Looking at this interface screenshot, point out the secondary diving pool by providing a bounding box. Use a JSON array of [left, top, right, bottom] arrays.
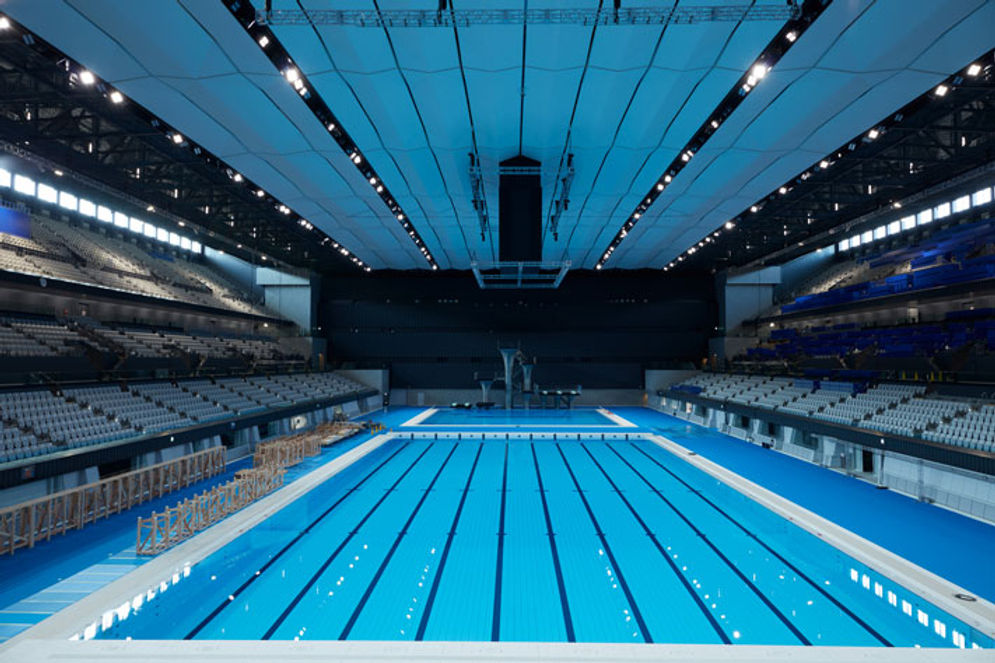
[[94, 429, 992, 648]]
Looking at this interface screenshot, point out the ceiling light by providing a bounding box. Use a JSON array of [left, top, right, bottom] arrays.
[[256, 190, 265, 198], [892, 201, 902, 209], [233, 173, 243, 183], [710, 120, 719, 129], [109, 90, 124, 104], [750, 205, 759, 213], [172, 133, 184, 144], [935, 84, 949, 96], [867, 128, 879, 140], [79, 70, 95, 85], [396, 214, 404, 220], [0, 17, 10, 30], [258, 35, 270, 48], [327, 123, 336, 131], [146, 205, 154, 212], [778, 186, 787, 194], [352, 154, 362, 164], [819, 160, 830, 169], [724, 221, 735, 230], [967, 63, 982, 77], [656, 183, 664, 191], [664, 174, 672, 183], [785, 31, 797, 43], [751, 64, 768, 81], [54, 169, 63, 176], [284, 67, 299, 83]]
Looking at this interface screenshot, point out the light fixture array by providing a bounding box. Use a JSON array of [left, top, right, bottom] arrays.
[[0, 11, 368, 271], [595, 3, 829, 270], [225, 0, 439, 271], [663, 50, 995, 271]]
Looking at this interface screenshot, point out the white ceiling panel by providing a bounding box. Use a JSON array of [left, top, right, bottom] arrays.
[[611, 0, 995, 269], [3, 0, 990, 272]]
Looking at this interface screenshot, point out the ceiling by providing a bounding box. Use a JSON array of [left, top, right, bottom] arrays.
[[2, 0, 994, 272]]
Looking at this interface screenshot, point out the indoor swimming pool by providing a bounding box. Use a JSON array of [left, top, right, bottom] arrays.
[[418, 407, 616, 426], [91, 417, 992, 649]]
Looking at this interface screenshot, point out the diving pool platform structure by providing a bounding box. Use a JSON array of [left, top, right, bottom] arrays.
[[1, 407, 992, 662]]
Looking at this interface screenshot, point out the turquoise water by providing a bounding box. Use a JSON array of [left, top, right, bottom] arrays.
[[97, 432, 991, 647], [422, 407, 613, 426]]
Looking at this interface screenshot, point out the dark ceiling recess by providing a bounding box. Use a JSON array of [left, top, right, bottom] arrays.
[[0, 15, 359, 272], [498, 156, 542, 262], [677, 49, 995, 273]]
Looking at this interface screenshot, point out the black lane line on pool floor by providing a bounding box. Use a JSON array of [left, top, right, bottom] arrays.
[[491, 442, 509, 641], [626, 443, 892, 646], [530, 442, 577, 642], [414, 443, 485, 641], [184, 441, 411, 640], [339, 443, 460, 639], [605, 443, 811, 645], [577, 443, 730, 644], [554, 442, 653, 643], [261, 443, 437, 640]]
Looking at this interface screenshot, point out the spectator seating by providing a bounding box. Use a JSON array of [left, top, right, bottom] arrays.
[[671, 373, 993, 453], [0, 373, 368, 464], [0, 215, 270, 316], [778, 219, 995, 315]]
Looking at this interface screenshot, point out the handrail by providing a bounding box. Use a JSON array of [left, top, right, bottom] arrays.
[[0, 445, 225, 555]]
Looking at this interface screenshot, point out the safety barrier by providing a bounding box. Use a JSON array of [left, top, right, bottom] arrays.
[[253, 421, 362, 469], [135, 421, 362, 555], [0, 446, 226, 556], [135, 465, 284, 555]]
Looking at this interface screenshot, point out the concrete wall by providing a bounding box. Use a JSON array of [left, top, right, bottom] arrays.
[[256, 267, 315, 331], [719, 266, 782, 332], [644, 369, 699, 394]]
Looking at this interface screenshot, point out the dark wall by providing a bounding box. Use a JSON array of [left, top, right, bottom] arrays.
[[319, 269, 716, 389]]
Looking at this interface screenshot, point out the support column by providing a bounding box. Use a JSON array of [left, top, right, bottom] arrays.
[[520, 363, 534, 410], [479, 379, 493, 404], [500, 348, 518, 410]]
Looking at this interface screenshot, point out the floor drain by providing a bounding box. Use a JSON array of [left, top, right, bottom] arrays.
[[954, 593, 977, 602]]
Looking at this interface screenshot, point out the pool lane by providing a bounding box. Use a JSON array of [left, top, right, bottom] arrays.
[[99, 436, 978, 646]]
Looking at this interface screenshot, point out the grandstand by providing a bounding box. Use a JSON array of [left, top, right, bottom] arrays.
[[0, 2, 992, 660]]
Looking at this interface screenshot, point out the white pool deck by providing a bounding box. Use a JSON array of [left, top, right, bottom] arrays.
[[1, 429, 992, 662]]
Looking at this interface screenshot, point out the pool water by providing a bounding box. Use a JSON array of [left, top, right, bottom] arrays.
[[99, 435, 991, 647], [421, 407, 614, 426]]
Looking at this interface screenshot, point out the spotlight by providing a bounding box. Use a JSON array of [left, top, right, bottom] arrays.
[[256, 189, 265, 198], [819, 160, 830, 169], [779, 186, 787, 194], [656, 183, 664, 191], [724, 221, 735, 230], [284, 67, 299, 84], [750, 205, 759, 213], [967, 63, 982, 77], [935, 84, 949, 96], [79, 70, 95, 85], [867, 128, 879, 140], [0, 17, 10, 30], [109, 90, 124, 104], [785, 31, 797, 42], [233, 173, 243, 183], [258, 35, 270, 48], [172, 133, 184, 144]]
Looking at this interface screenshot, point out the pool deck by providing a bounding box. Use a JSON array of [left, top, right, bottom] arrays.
[[1, 405, 993, 660]]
